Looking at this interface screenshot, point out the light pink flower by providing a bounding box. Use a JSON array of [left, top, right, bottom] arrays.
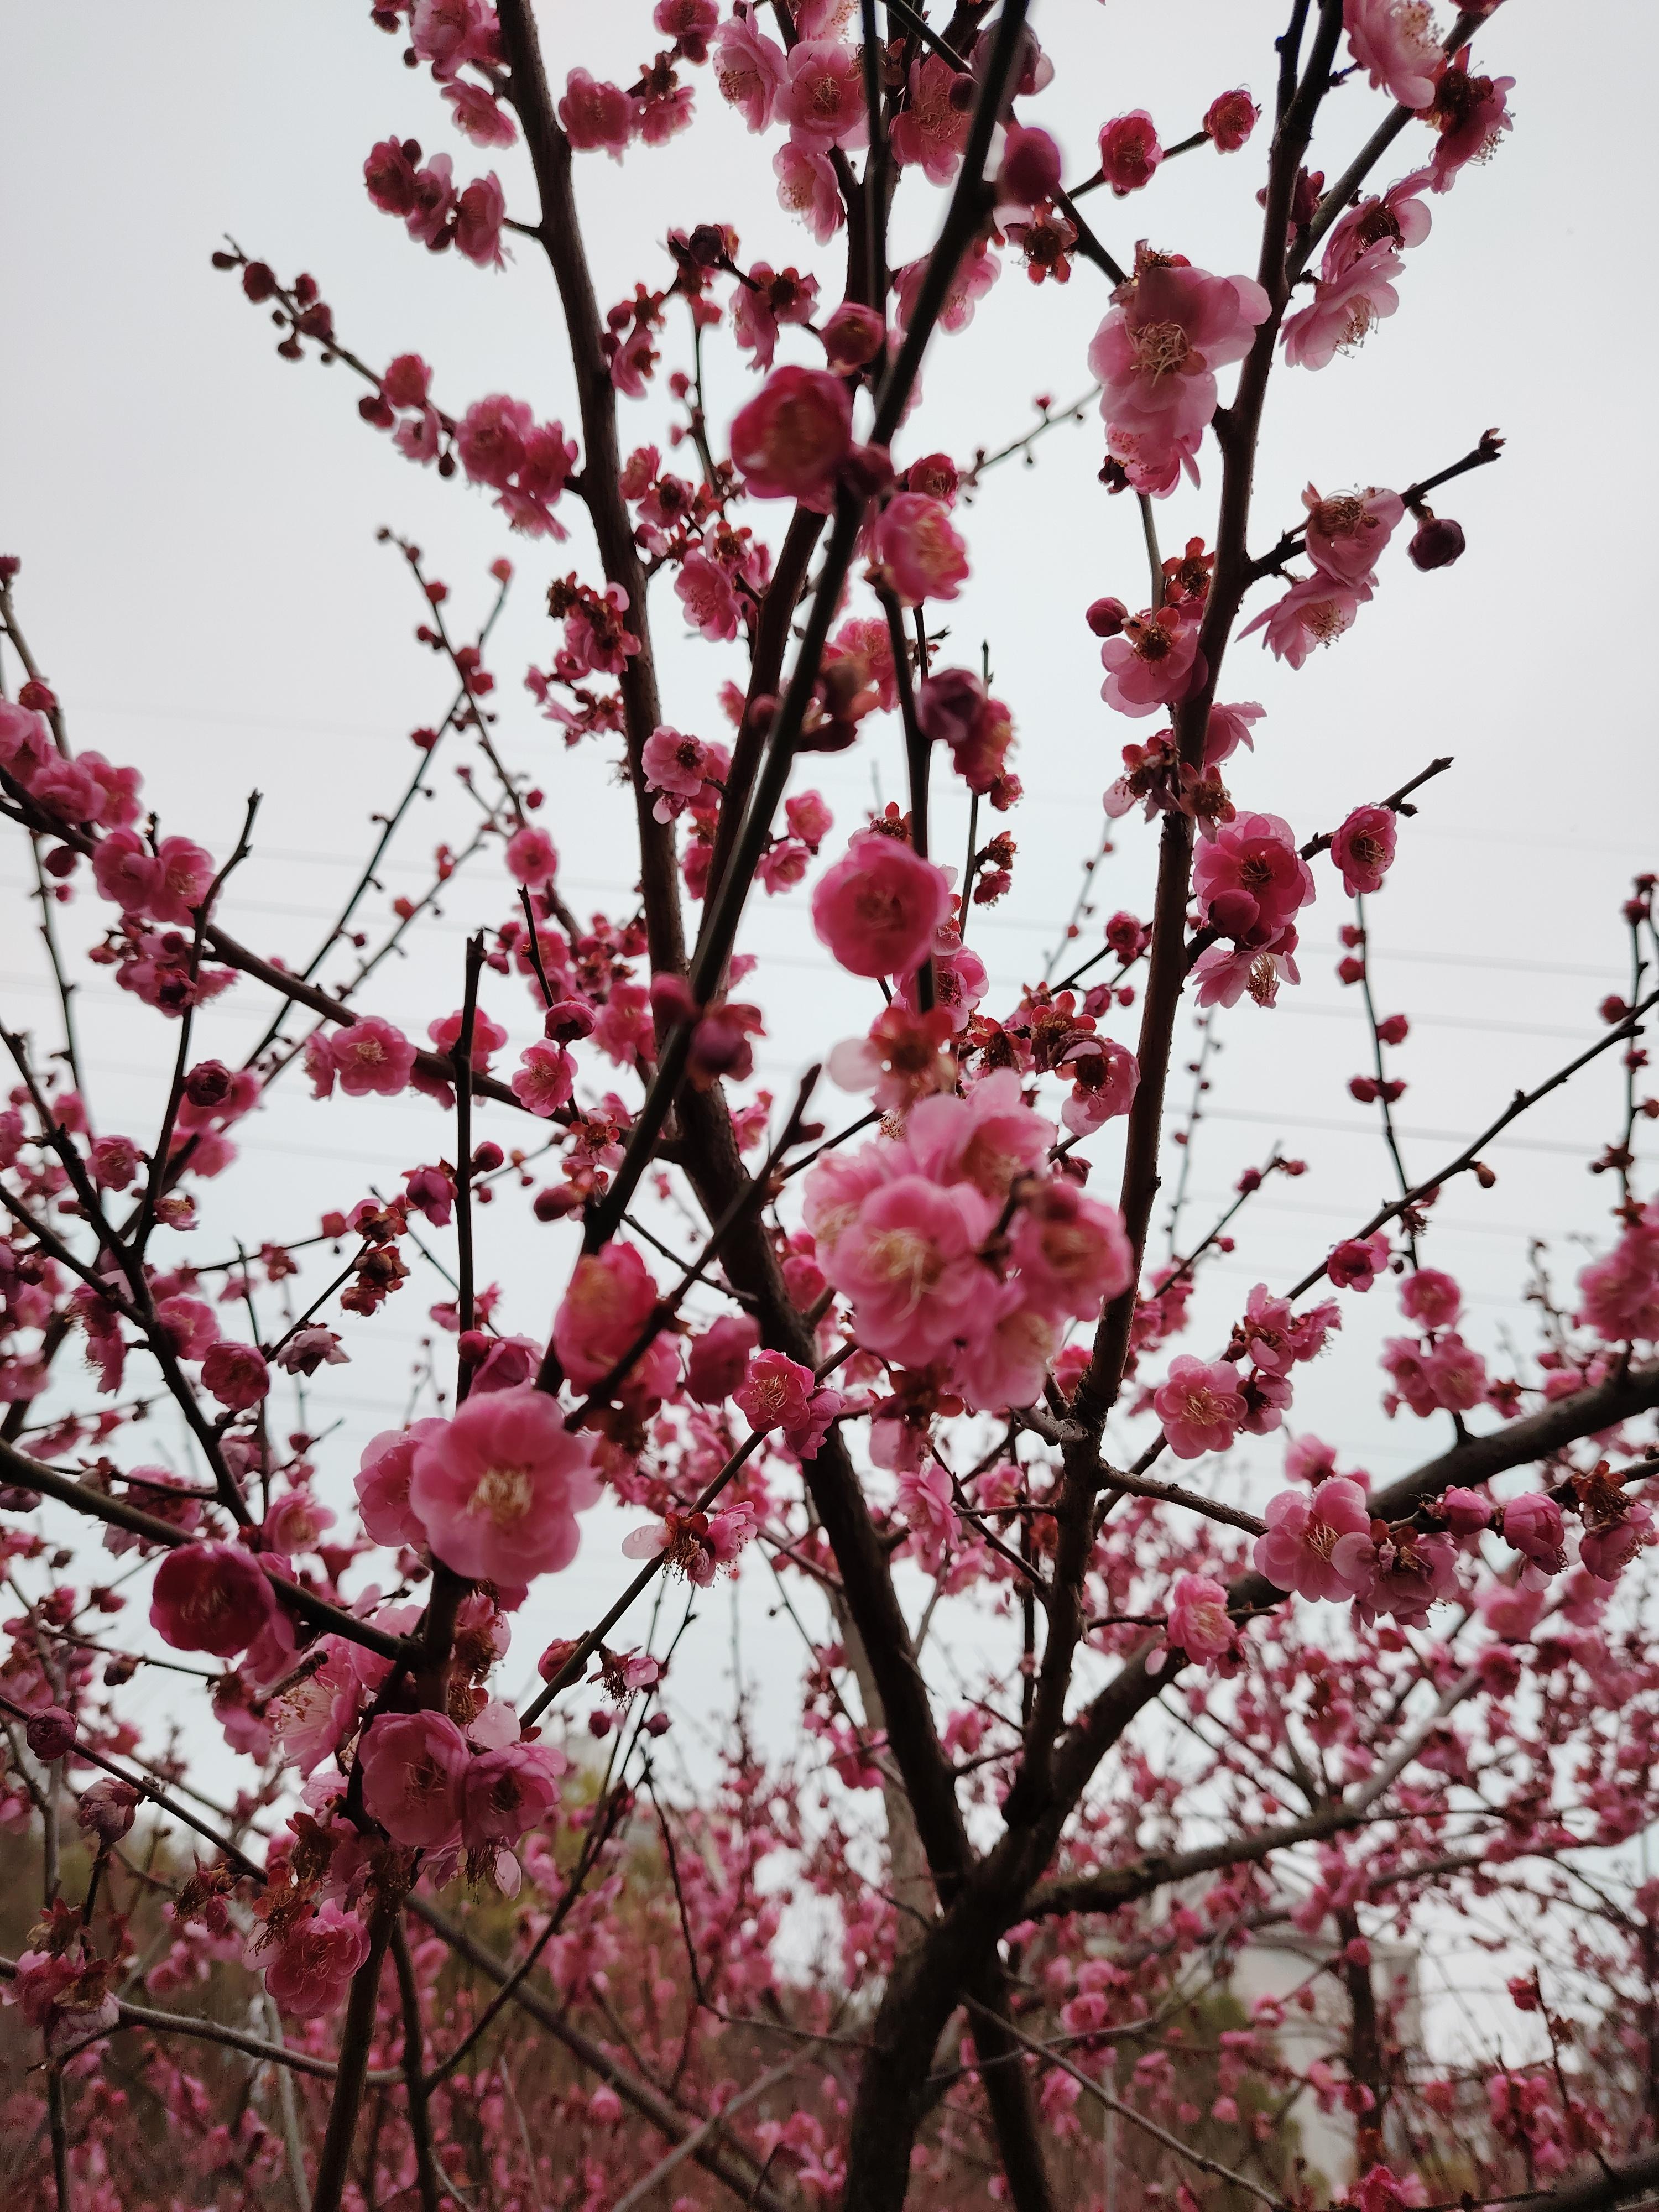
[[830, 1175, 995, 1368], [1281, 243, 1403, 369], [1400, 1267, 1462, 1329], [1331, 804, 1398, 895], [511, 1041, 574, 1118], [784, 39, 868, 149], [873, 493, 969, 607], [1193, 812, 1314, 945], [1059, 1036, 1140, 1136], [1344, 0, 1445, 110], [1357, 1528, 1457, 1625], [1099, 605, 1203, 717], [443, 80, 518, 147], [893, 243, 1000, 339], [1303, 486, 1405, 585], [1580, 1500, 1653, 1584], [355, 1421, 445, 1549], [773, 140, 844, 242], [1578, 1206, 1659, 1343], [156, 1293, 220, 1359], [897, 1461, 958, 1552], [1010, 1183, 1134, 1322], [359, 1710, 468, 1848], [1427, 50, 1513, 192], [1254, 1477, 1376, 1601], [1242, 573, 1370, 665], [1089, 257, 1270, 494], [559, 68, 636, 159], [1098, 111, 1162, 195], [890, 55, 971, 182], [811, 829, 952, 981], [1154, 1355, 1248, 1460], [410, 0, 496, 77], [675, 552, 742, 643], [410, 1386, 599, 1582], [553, 1242, 659, 1388], [729, 364, 853, 508], [151, 1542, 276, 1657], [1167, 1571, 1233, 1658], [953, 1290, 1058, 1413], [1203, 700, 1265, 771], [901, 1069, 1053, 1199], [262, 1901, 372, 2018], [713, 16, 787, 132]]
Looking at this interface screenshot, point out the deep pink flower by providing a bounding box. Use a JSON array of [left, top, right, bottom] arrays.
[[454, 172, 506, 267], [1010, 1184, 1133, 1323], [462, 1741, 565, 1850], [1254, 1477, 1376, 1600], [1328, 1231, 1391, 1291], [1303, 486, 1405, 585], [1242, 572, 1371, 665], [364, 136, 420, 217], [553, 1242, 659, 1388], [410, 1386, 600, 1582], [146, 836, 216, 927], [873, 493, 969, 607], [406, 153, 458, 248], [1441, 1485, 1493, 1538], [892, 243, 999, 341], [1060, 1035, 1139, 1136], [1167, 1572, 1233, 1658], [1500, 1492, 1566, 1577], [829, 1175, 995, 1368], [331, 1016, 415, 1098], [686, 1314, 761, 1404], [784, 39, 868, 149], [900, 1070, 1053, 1199], [953, 1290, 1060, 1414], [1344, 0, 1446, 111], [155, 1293, 220, 1359], [1099, 605, 1203, 717], [1089, 257, 1270, 494], [355, 1421, 445, 1550], [1203, 90, 1259, 151], [1203, 700, 1265, 771], [506, 823, 557, 887], [510, 1041, 574, 1118], [559, 69, 636, 159], [410, 0, 496, 78], [811, 829, 952, 980], [729, 364, 853, 508], [91, 828, 160, 915], [1358, 1528, 1458, 1626], [713, 16, 786, 132], [735, 1349, 817, 1434], [1098, 111, 1162, 195], [359, 1710, 468, 1848], [1154, 1355, 1248, 1460], [1580, 1500, 1653, 1584], [200, 1341, 269, 1412], [1331, 804, 1399, 895], [263, 1487, 336, 1557], [151, 1542, 275, 1656], [996, 123, 1063, 208], [1193, 812, 1314, 945]]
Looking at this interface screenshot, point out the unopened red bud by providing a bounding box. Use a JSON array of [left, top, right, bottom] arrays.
[[43, 844, 77, 879], [534, 1186, 578, 1222], [472, 1141, 504, 1172], [996, 123, 1062, 207], [1086, 596, 1128, 639], [587, 1708, 614, 1738], [1407, 515, 1465, 570], [0, 556, 20, 582], [839, 441, 894, 499], [820, 301, 885, 374], [184, 1060, 234, 1109], [25, 1707, 75, 1761], [241, 260, 277, 302], [644, 1710, 671, 1737], [457, 1328, 491, 1365], [947, 72, 978, 112], [544, 999, 596, 1044]]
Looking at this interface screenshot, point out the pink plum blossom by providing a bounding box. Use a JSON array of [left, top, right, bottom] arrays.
[[1167, 1572, 1234, 1659], [1501, 1493, 1566, 1578], [1242, 573, 1370, 664], [890, 56, 971, 182], [1009, 1183, 1133, 1322], [151, 1542, 276, 1657], [553, 1241, 660, 1387], [559, 69, 636, 159], [1281, 244, 1404, 369], [873, 494, 969, 606], [262, 1901, 373, 2018], [811, 830, 952, 980], [1099, 605, 1203, 717], [1098, 111, 1162, 195], [330, 1017, 416, 1098], [410, 1386, 600, 1582], [1089, 256, 1270, 494], [1153, 1356, 1248, 1459], [1331, 804, 1399, 895], [828, 1175, 995, 1368], [356, 1421, 445, 1550], [784, 40, 869, 150], [687, 1314, 761, 1404], [1193, 812, 1314, 946], [1343, 0, 1446, 111], [729, 365, 853, 508], [1578, 1205, 1659, 1342], [510, 1041, 574, 1118], [713, 17, 786, 132], [1254, 1477, 1376, 1601], [1303, 486, 1405, 584], [773, 140, 844, 242], [506, 823, 557, 886], [359, 1709, 468, 1848], [462, 1741, 565, 1850]]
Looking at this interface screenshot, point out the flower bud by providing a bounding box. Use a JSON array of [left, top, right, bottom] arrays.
[[77, 1777, 141, 1844], [1086, 597, 1128, 639], [1407, 515, 1465, 570], [820, 301, 885, 374], [25, 1707, 75, 1761], [996, 124, 1062, 207]]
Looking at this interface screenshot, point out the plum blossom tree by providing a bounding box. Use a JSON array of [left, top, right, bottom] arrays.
[[2, 4, 1658, 2212]]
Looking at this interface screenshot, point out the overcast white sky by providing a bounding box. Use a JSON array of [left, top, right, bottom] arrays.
[[2, 1, 1655, 1949]]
